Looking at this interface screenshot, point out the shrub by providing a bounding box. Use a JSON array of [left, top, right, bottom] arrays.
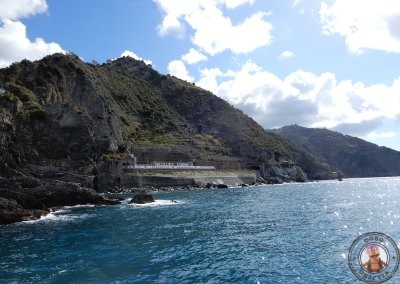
[[25, 102, 45, 120]]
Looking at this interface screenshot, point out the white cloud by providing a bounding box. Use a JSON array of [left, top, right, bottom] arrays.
[[197, 67, 224, 93], [0, 0, 64, 68], [196, 61, 400, 134], [0, 19, 63, 68], [278, 50, 295, 59], [0, 0, 48, 20], [181, 48, 207, 64], [292, 0, 301, 8], [120, 50, 152, 65], [223, 0, 255, 9], [167, 60, 194, 82], [367, 131, 396, 139], [320, 0, 400, 54], [154, 0, 273, 55]]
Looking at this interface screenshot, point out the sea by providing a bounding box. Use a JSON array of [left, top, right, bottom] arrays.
[[1, 177, 400, 283]]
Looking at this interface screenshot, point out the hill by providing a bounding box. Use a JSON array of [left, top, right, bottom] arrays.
[[0, 53, 338, 187], [273, 125, 400, 178]]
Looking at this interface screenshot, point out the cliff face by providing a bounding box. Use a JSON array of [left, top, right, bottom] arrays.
[[274, 125, 400, 178], [0, 53, 337, 184]]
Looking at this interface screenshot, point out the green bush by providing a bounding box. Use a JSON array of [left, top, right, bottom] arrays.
[[25, 102, 45, 120]]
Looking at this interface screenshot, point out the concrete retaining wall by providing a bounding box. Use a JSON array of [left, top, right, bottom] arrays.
[[97, 170, 257, 191], [120, 175, 196, 187]]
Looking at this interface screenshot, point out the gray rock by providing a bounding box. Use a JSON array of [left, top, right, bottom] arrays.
[[0, 197, 22, 210], [14, 175, 40, 188], [25, 180, 120, 208], [0, 209, 48, 225], [129, 191, 155, 204]]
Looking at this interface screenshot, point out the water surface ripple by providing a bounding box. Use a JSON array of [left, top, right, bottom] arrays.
[[1, 177, 400, 283]]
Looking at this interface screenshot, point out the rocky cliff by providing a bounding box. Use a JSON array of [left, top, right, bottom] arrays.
[[274, 125, 400, 178], [0, 54, 339, 223], [0, 53, 337, 182]]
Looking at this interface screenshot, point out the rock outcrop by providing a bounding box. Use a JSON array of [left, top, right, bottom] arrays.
[[0, 54, 348, 223], [129, 191, 155, 204], [0, 179, 120, 224]]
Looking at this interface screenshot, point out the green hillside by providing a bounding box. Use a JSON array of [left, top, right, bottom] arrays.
[[0, 53, 338, 184], [274, 125, 400, 178]]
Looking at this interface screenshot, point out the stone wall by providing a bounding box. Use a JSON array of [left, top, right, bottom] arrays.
[[96, 170, 257, 191], [120, 175, 195, 187]]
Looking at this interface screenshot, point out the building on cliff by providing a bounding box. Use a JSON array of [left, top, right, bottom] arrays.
[[95, 146, 260, 191], [102, 152, 215, 176]]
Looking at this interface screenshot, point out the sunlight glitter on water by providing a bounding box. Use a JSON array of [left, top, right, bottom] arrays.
[[1, 177, 400, 283]]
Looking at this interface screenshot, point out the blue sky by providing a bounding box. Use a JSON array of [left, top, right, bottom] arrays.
[[1, 0, 400, 150]]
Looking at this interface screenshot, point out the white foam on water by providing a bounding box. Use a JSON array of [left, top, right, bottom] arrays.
[[63, 204, 96, 209], [51, 208, 70, 214], [121, 198, 133, 204], [128, 199, 184, 207], [22, 211, 91, 224]]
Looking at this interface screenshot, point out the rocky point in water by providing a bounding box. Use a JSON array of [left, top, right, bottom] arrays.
[[129, 191, 155, 204], [0, 53, 344, 223]]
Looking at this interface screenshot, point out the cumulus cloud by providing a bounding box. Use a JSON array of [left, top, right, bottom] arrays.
[[320, 0, 400, 54], [120, 50, 152, 65], [167, 60, 194, 82], [278, 50, 295, 59], [181, 48, 207, 64], [0, 0, 48, 20], [0, 0, 64, 68], [0, 19, 63, 68], [196, 61, 400, 135], [154, 0, 273, 55], [223, 0, 255, 9]]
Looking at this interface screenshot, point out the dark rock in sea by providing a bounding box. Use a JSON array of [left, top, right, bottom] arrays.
[[0, 209, 49, 225], [217, 184, 228, 188], [129, 191, 155, 204], [25, 181, 120, 208], [0, 180, 120, 224]]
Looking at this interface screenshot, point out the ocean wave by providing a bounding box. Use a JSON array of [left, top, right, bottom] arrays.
[[22, 212, 91, 224], [62, 204, 96, 209], [128, 199, 184, 207]]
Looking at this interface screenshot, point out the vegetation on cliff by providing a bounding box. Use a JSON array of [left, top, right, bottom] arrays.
[[0, 53, 336, 183], [274, 125, 400, 178]]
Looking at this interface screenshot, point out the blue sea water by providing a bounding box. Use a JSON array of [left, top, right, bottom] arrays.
[[1, 177, 400, 283]]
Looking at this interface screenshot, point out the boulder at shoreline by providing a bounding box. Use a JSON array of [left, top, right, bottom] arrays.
[[0, 179, 120, 225], [129, 191, 155, 204]]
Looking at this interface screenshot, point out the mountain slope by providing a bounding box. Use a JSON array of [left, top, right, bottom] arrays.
[[0, 53, 338, 184], [274, 125, 400, 178]]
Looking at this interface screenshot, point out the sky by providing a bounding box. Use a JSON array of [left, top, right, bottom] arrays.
[[0, 0, 400, 150]]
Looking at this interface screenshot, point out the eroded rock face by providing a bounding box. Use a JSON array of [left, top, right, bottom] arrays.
[[25, 181, 120, 209], [0, 54, 346, 222], [0, 197, 22, 210], [0, 181, 120, 224], [0, 209, 48, 225], [263, 165, 308, 184]]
